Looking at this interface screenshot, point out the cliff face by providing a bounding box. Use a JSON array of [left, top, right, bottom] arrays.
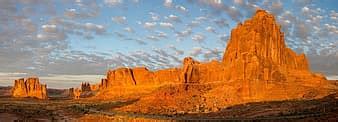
[[102, 67, 181, 87], [12, 77, 48, 99], [222, 10, 309, 81]]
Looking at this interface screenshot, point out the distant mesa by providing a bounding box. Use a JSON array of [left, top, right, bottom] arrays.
[[12, 77, 48, 99]]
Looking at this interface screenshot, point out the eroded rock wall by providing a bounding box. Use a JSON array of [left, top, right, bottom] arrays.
[[12, 77, 48, 99]]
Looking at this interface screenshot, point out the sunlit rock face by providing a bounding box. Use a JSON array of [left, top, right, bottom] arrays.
[[102, 67, 181, 87], [116, 10, 336, 114], [222, 10, 309, 81], [12, 77, 48, 99]]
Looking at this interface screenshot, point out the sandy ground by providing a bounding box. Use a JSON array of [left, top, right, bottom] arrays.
[[0, 94, 337, 121]]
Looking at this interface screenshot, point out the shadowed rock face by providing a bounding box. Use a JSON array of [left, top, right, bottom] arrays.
[[12, 77, 47, 99]]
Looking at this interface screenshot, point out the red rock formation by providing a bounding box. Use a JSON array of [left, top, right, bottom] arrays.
[[107, 68, 137, 86], [81, 82, 91, 92], [132, 67, 154, 85], [99, 78, 109, 89], [116, 10, 336, 114], [222, 10, 309, 81], [73, 88, 81, 99], [181, 57, 200, 83], [12, 77, 48, 99], [152, 68, 181, 84], [100, 67, 181, 88]]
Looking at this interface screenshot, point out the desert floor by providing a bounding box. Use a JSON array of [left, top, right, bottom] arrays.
[[0, 92, 337, 121]]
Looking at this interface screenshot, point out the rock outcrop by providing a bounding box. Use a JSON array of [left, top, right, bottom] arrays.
[[98, 67, 181, 88], [181, 57, 200, 83], [70, 82, 99, 99], [222, 10, 309, 81], [12, 77, 48, 99], [116, 10, 336, 114]]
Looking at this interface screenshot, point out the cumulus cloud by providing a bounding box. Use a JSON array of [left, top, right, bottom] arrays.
[[169, 45, 184, 55], [104, 0, 123, 6], [269, 0, 284, 15], [192, 34, 206, 43], [188, 20, 201, 28], [112, 16, 127, 24], [164, 0, 173, 8], [41, 24, 57, 33], [124, 27, 134, 33], [64, 8, 99, 19], [143, 22, 157, 30], [166, 14, 181, 23], [205, 26, 217, 33], [156, 31, 168, 38], [84, 23, 106, 34], [223, 6, 242, 21], [190, 47, 203, 57], [233, 0, 244, 5], [214, 18, 229, 28], [175, 5, 188, 13], [149, 12, 160, 21], [294, 21, 311, 40], [175, 28, 192, 38], [159, 22, 174, 29], [146, 35, 160, 41]]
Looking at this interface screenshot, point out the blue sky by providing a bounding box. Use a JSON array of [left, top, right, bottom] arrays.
[[0, 0, 337, 88]]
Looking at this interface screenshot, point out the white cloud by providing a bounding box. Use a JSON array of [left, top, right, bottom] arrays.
[[167, 14, 181, 23], [175, 5, 188, 13], [144, 22, 157, 29], [190, 47, 203, 57], [224, 6, 242, 21], [206, 26, 217, 33], [84, 22, 106, 34], [214, 18, 229, 28], [176, 28, 192, 38], [41, 24, 57, 33], [156, 31, 168, 38], [164, 0, 173, 7], [270, 0, 283, 15], [112, 16, 127, 24], [149, 12, 160, 21], [146, 35, 160, 41], [169, 45, 184, 55], [233, 0, 244, 5], [192, 34, 205, 43], [124, 27, 134, 33], [159, 22, 174, 29], [104, 0, 122, 6]]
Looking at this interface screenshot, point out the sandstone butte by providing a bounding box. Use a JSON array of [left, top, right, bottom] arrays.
[[83, 10, 336, 114], [11, 77, 48, 99]]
